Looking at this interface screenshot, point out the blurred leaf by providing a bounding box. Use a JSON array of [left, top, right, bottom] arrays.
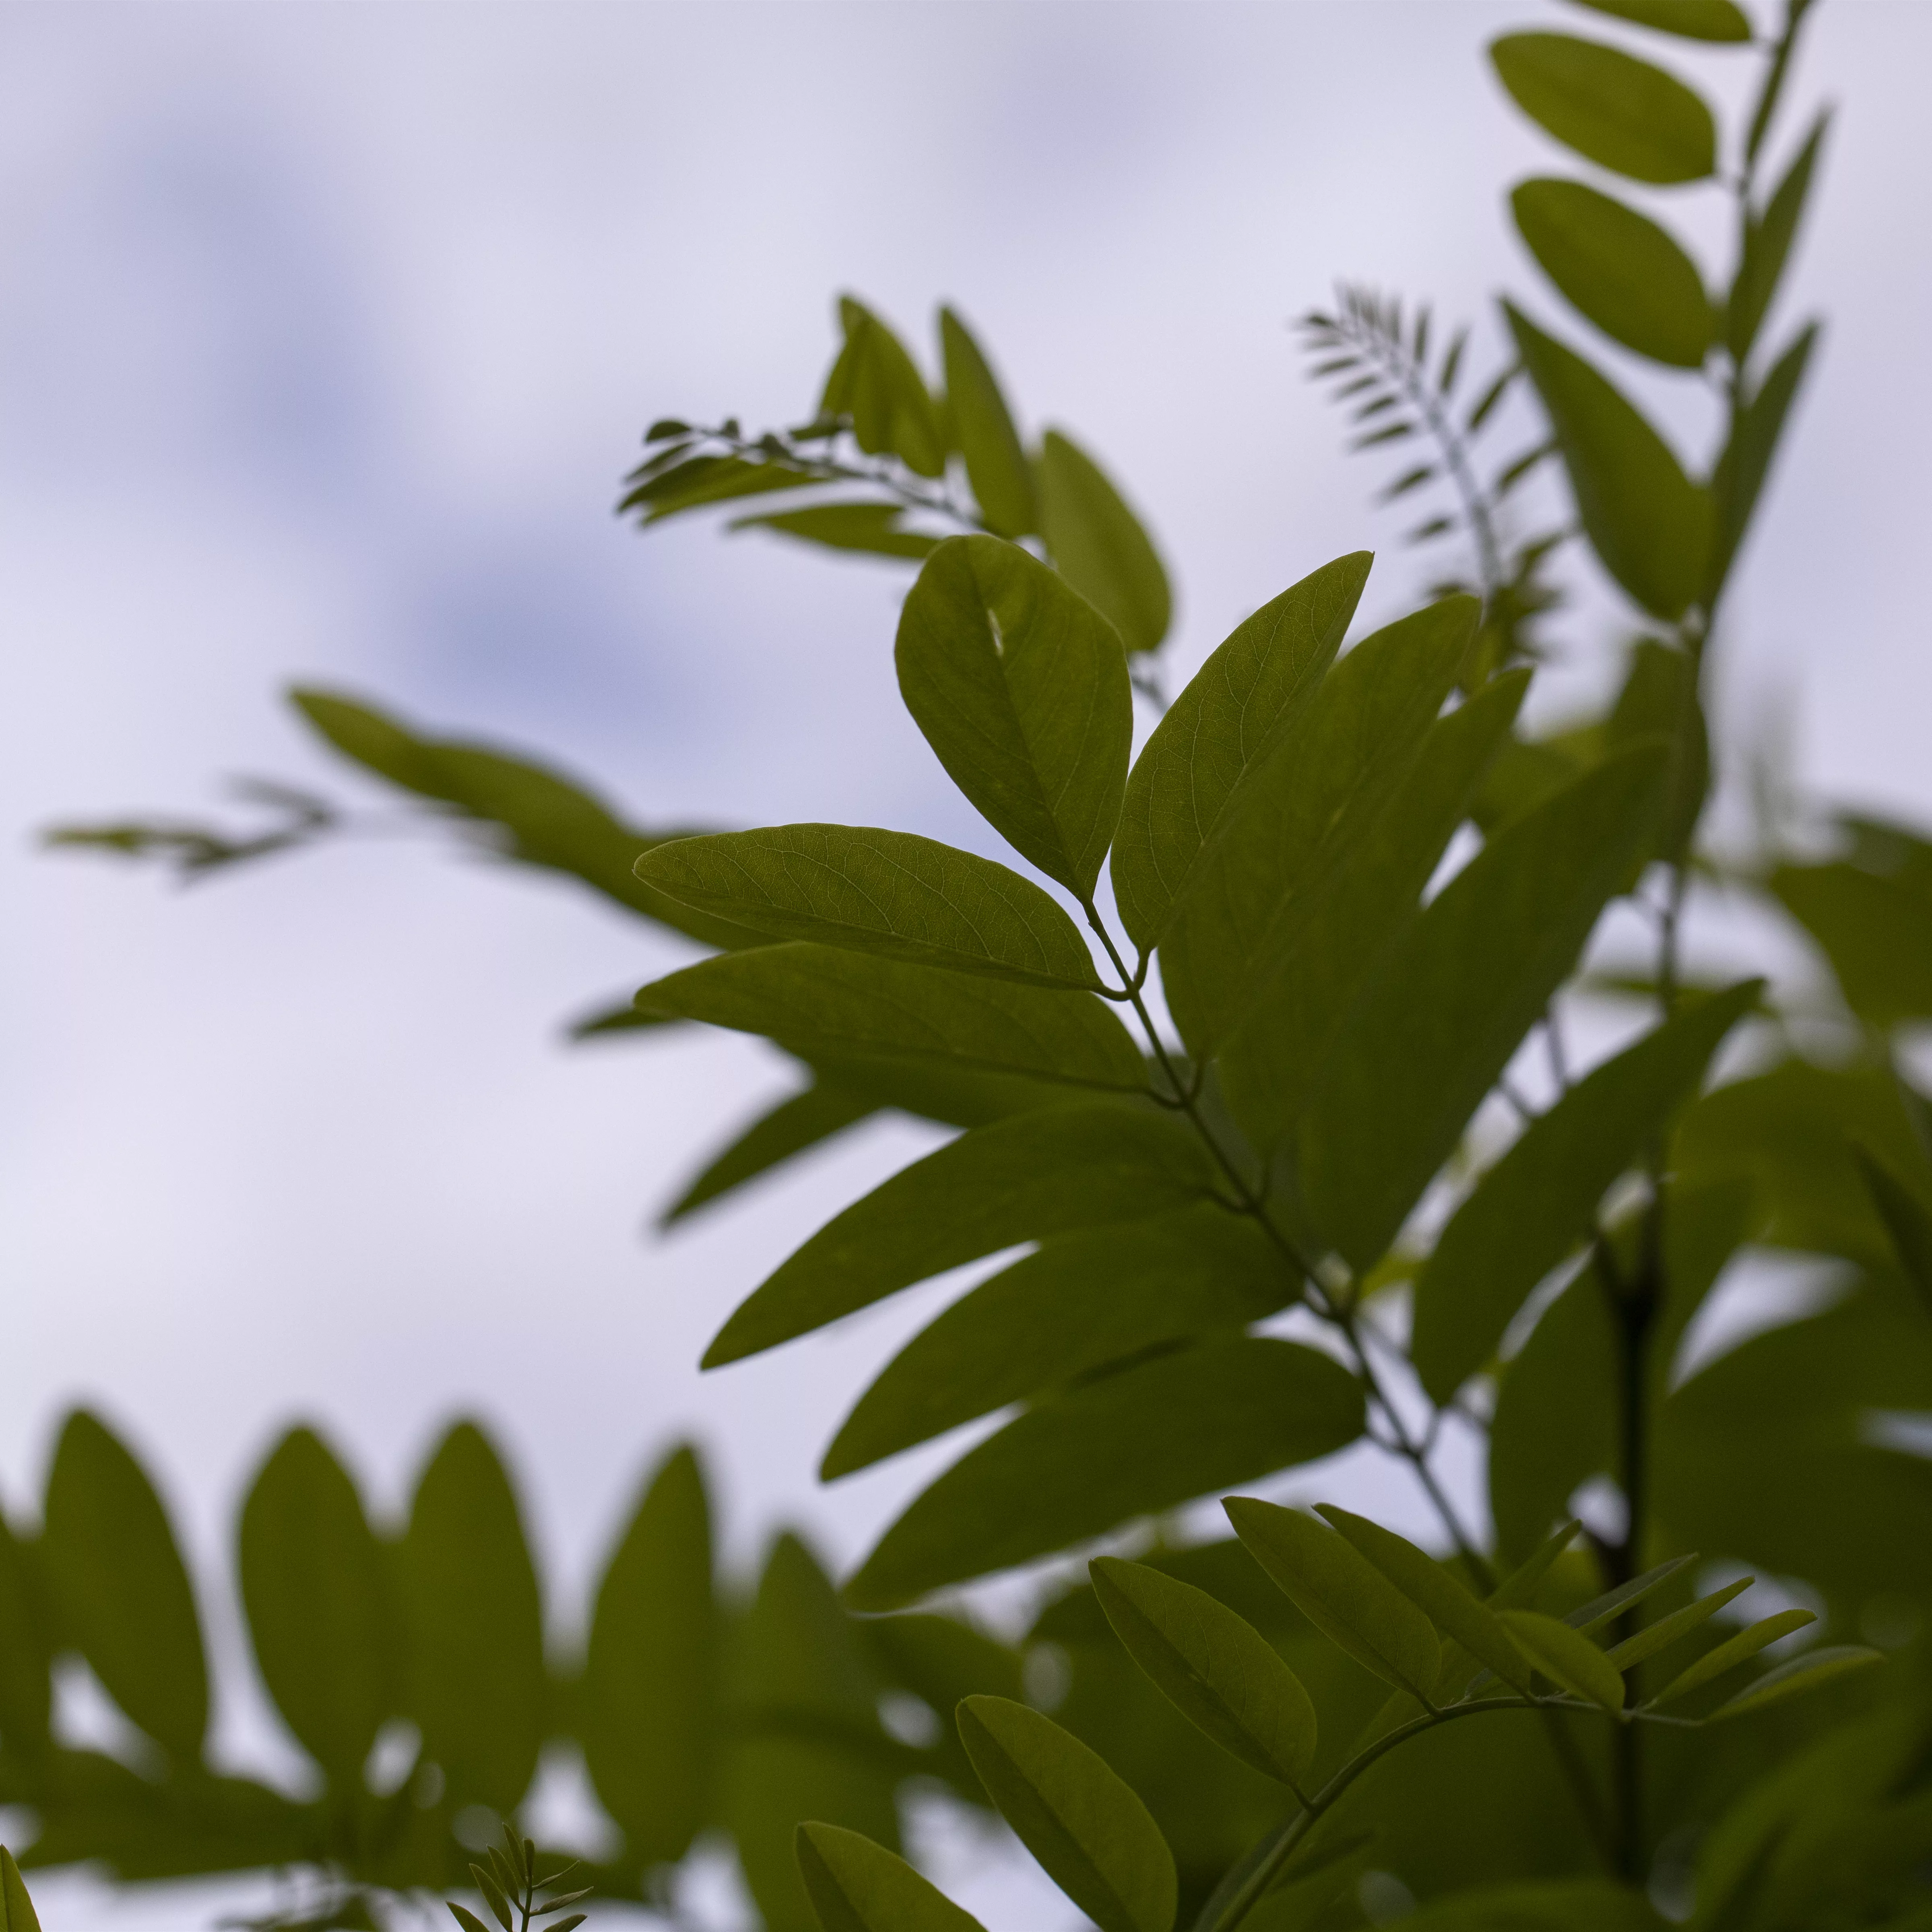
[[896, 535, 1131, 898], [1411, 979, 1759, 1402], [1160, 596, 1479, 1057], [1562, 0, 1750, 38], [847, 1338, 1363, 1610], [796, 1823, 986, 1932], [821, 1206, 1287, 1478], [619, 454, 822, 522], [957, 1695, 1177, 1932], [1495, 1610, 1623, 1711], [41, 1411, 208, 1761], [1090, 1558, 1318, 1790], [1396, 1878, 1663, 1929], [1224, 1500, 1441, 1701], [1220, 669, 1528, 1156], [1855, 1147, 1932, 1313], [1490, 33, 1716, 183], [1110, 553, 1371, 953], [1771, 859, 1932, 1026], [731, 503, 938, 561], [940, 308, 1036, 538], [1512, 179, 1712, 367], [635, 825, 1102, 990], [238, 1427, 394, 1786], [1505, 305, 1712, 619], [581, 1445, 717, 1867], [1711, 1645, 1882, 1720], [1707, 322, 1818, 603], [702, 1102, 1217, 1367], [1296, 747, 1667, 1273], [1606, 639, 1707, 864], [0, 1511, 51, 1760], [1038, 429, 1173, 655], [857, 1612, 1024, 1806], [636, 943, 1147, 1094], [1648, 1610, 1816, 1708], [727, 1535, 899, 1932], [825, 297, 947, 478], [400, 1422, 544, 1812], [661, 1078, 880, 1227], [1728, 115, 1828, 363]]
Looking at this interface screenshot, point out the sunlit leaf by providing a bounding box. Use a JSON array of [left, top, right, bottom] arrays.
[[1038, 430, 1173, 656], [1491, 33, 1716, 184]]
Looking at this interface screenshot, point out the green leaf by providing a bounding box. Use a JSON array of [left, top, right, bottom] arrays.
[[822, 1206, 1286, 1478], [1562, 0, 1750, 39], [1108, 552, 1372, 953], [638, 943, 1145, 1095], [729, 1534, 900, 1932], [731, 502, 938, 561], [1160, 595, 1479, 1057], [0, 1512, 50, 1761], [895, 535, 1131, 898], [1090, 1558, 1317, 1790], [399, 1422, 545, 1810], [1711, 1645, 1883, 1720], [1648, 1610, 1816, 1708], [41, 1410, 208, 1759], [237, 1427, 394, 1785], [291, 688, 748, 947], [846, 1338, 1364, 1610], [1855, 1146, 1932, 1313], [1606, 639, 1707, 865], [826, 297, 947, 478], [702, 1102, 1217, 1367], [1602, 1578, 1753, 1671], [1771, 859, 1932, 1026], [1511, 179, 1712, 367], [1410, 978, 1760, 1402], [956, 1695, 1177, 1932], [940, 308, 1036, 539], [0, 1852, 43, 1932], [1219, 669, 1528, 1155], [1223, 1499, 1441, 1702], [635, 825, 1102, 990], [1037, 429, 1173, 656], [581, 1445, 717, 1867], [1707, 323, 1818, 603], [1495, 1610, 1623, 1711], [1296, 745, 1668, 1273], [1506, 305, 1712, 619], [795, 1822, 988, 1932], [1490, 33, 1716, 184], [1728, 116, 1828, 363], [1313, 1507, 1534, 1694], [620, 454, 822, 522], [1490, 1520, 1585, 1610], [661, 1078, 879, 1226], [1395, 1878, 1664, 1930]]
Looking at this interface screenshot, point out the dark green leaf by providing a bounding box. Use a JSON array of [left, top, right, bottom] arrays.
[[1495, 1610, 1623, 1710], [1219, 670, 1528, 1156], [1602, 1578, 1752, 1671], [1506, 305, 1712, 619], [1223, 1499, 1441, 1702], [1511, 179, 1712, 367], [581, 1445, 717, 1867], [1296, 746, 1668, 1273], [826, 297, 947, 479], [1090, 1558, 1317, 1790], [1711, 1645, 1883, 1720], [1728, 116, 1828, 363], [1771, 859, 1932, 1026], [635, 825, 1102, 991], [847, 1338, 1363, 1609], [1037, 429, 1173, 656], [731, 503, 938, 561], [896, 536, 1131, 898], [702, 1102, 1217, 1367], [822, 1206, 1287, 1478], [41, 1410, 208, 1759], [1606, 639, 1707, 865], [940, 308, 1036, 539], [1707, 323, 1818, 603], [796, 1822, 987, 1932], [237, 1427, 394, 1785], [1491, 33, 1716, 183], [1411, 979, 1759, 1402], [450, 1908, 492, 1932], [0, 1512, 50, 1759], [1, 1854, 43, 1932], [1648, 1610, 1816, 1707], [1395, 1878, 1664, 1930], [1855, 1147, 1932, 1313], [1109, 553, 1371, 952], [1562, 0, 1750, 39], [1160, 596, 1479, 1057], [956, 1696, 1177, 1932], [400, 1422, 544, 1810], [471, 1868, 513, 1932], [661, 1078, 879, 1226], [636, 944, 1147, 1094], [621, 454, 820, 522], [1314, 1507, 1534, 1694]]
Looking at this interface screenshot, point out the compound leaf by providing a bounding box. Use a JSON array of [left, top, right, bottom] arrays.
[[1038, 429, 1172, 656], [1491, 33, 1716, 183], [1602, 1578, 1753, 1672], [956, 1695, 1177, 1932], [796, 1822, 987, 1932], [1648, 1610, 1817, 1709]]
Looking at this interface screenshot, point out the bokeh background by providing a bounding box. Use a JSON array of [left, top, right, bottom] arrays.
[[5, 1, 1930, 1925]]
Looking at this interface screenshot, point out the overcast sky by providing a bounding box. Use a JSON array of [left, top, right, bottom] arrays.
[[5, 2, 1930, 1925]]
